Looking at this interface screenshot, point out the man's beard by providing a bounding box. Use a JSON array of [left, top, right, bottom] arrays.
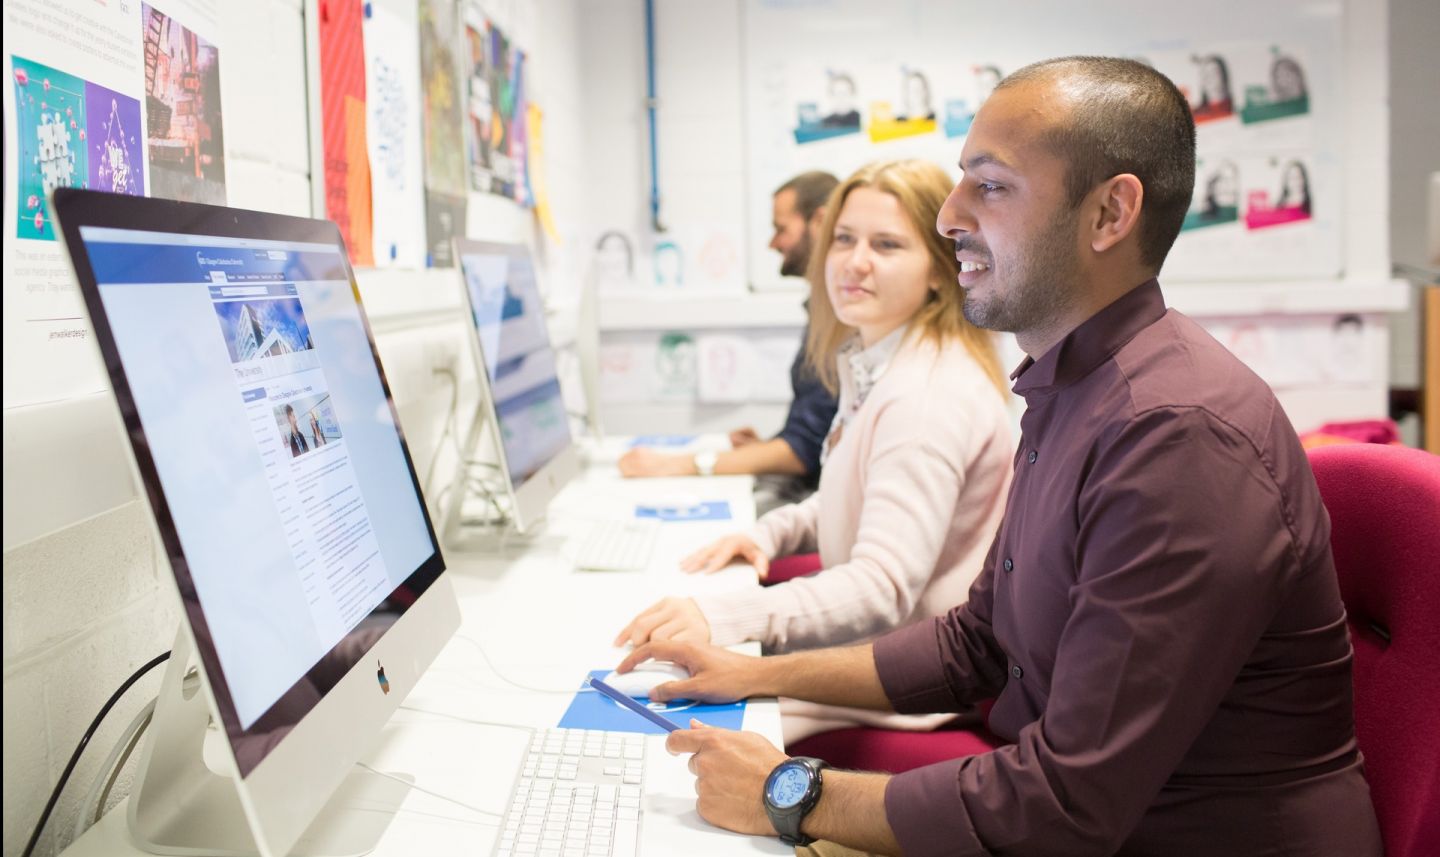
[[780, 231, 813, 277], [961, 207, 1080, 334]]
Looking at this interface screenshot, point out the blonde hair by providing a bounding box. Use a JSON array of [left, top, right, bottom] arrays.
[[804, 159, 1009, 398]]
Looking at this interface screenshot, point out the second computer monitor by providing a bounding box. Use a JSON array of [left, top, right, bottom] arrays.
[[456, 239, 581, 533]]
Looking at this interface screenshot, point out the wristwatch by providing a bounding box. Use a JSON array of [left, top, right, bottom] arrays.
[[693, 450, 718, 476], [763, 756, 827, 846]]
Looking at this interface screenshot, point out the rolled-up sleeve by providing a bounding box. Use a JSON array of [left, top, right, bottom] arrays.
[[878, 408, 1298, 856]]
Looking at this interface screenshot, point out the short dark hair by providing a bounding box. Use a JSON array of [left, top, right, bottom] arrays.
[[775, 171, 840, 222], [998, 56, 1196, 271]]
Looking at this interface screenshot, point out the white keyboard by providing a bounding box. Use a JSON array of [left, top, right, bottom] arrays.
[[573, 519, 660, 572], [493, 728, 646, 857]]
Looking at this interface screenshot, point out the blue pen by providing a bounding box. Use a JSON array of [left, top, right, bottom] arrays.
[[588, 676, 685, 732]]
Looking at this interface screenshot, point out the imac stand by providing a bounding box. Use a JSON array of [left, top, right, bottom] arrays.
[[126, 629, 410, 857]]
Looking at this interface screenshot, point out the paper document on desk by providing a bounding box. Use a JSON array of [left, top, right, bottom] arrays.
[[634, 501, 732, 522], [626, 434, 699, 448], [559, 671, 746, 734]]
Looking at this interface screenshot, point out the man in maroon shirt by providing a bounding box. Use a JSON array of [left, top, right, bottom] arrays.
[[615, 56, 1382, 856]]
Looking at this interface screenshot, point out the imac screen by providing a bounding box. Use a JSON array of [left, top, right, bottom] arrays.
[[459, 246, 572, 488], [76, 222, 441, 772]]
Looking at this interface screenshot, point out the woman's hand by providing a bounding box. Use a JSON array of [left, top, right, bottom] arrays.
[[680, 534, 771, 579], [613, 597, 711, 647]]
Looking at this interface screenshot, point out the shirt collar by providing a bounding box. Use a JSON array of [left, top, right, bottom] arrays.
[[842, 324, 908, 397], [1010, 279, 1166, 400]]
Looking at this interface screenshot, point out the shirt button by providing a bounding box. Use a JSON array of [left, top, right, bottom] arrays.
[[1002, 557, 1014, 573], [1011, 665, 1024, 679], [1027, 450, 1038, 464]]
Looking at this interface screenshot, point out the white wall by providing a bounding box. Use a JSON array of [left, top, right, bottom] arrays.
[[1, 2, 587, 855], [588, 0, 1407, 436], [1386, 0, 1440, 407]]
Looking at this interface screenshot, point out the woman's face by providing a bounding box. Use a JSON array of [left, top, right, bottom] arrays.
[[1212, 166, 1239, 208], [1200, 59, 1227, 102], [1273, 61, 1304, 100], [824, 187, 934, 346], [595, 234, 631, 284], [906, 75, 930, 116], [1283, 164, 1307, 204]]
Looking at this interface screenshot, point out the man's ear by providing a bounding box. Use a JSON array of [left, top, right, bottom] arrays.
[[1089, 173, 1143, 255], [807, 207, 827, 238]]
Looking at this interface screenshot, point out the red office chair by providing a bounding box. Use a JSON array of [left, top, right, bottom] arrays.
[[771, 551, 1002, 770], [786, 702, 1001, 774], [763, 552, 824, 585], [1308, 444, 1440, 857]]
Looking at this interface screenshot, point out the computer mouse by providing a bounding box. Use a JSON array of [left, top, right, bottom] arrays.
[[601, 661, 691, 698]]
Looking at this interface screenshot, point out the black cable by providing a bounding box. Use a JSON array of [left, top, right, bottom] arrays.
[[22, 650, 171, 857]]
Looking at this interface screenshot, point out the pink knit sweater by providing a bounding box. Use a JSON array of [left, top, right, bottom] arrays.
[[695, 334, 1014, 652]]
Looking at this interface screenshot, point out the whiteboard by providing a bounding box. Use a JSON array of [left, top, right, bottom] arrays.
[[741, 0, 1350, 290]]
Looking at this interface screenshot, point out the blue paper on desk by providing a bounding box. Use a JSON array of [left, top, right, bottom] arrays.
[[634, 500, 732, 522], [557, 671, 746, 734], [626, 434, 698, 448]]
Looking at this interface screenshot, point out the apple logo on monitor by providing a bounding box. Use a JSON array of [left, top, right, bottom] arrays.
[[376, 661, 390, 695]]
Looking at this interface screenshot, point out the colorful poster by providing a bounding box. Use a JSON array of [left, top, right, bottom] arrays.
[[943, 64, 1003, 138], [419, 0, 466, 267], [469, 14, 527, 202], [1243, 154, 1315, 231], [866, 66, 938, 143], [141, 3, 227, 204], [317, 0, 373, 266], [792, 69, 863, 144], [1181, 155, 1242, 232], [13, 58, 88, 240], [363, 3, 426, 268], [4, 0, 224, 407], [1239, 47, 1310, 125]]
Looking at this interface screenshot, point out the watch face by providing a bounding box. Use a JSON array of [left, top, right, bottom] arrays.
[[767, 764, 810, 809]]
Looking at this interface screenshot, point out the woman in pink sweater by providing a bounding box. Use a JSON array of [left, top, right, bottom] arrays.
[[617, 160, 1013, 734]]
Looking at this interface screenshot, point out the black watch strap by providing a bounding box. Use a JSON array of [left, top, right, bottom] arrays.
[[766, 757, 827, 846]]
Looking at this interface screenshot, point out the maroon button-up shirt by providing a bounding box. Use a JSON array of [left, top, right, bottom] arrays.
[[874, 281, 1382, 856]]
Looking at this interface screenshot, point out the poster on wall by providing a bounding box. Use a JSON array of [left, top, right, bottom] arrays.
[[419, 0, 466, 266], [316, 0, 373, 266], [743, 0, 1343, 288], [141, 3, 227, 205], [1148, 41, 1336, 280], [363, 2, 426, 268], [462, 3, 529, 205], [3, 0, 226, 408]]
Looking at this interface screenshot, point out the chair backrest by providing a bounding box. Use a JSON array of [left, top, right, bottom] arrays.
[[1307, 444, 1440, 857]]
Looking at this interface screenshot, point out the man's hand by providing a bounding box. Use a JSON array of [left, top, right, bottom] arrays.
[[667, 721, 786, 836], [614, 639, 764, 703], [680, 533, 771, 579], [729, 427, 762, 448], [613, 596, 711, 647], [618, 448, 696, 478]]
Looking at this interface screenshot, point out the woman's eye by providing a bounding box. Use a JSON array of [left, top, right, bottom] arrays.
[[978, 183, 1002, 195], [833, 233, 854, 245]]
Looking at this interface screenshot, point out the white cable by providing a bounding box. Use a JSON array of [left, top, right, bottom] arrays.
[[76, 698, 156, 839], [354, 762, 502, 819], [397, 703, 536, 733], [450, 634, 583, 695]]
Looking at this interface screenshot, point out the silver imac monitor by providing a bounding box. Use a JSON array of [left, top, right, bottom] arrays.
[[51, 188, 460, 857], [454, 238, 582, 534]]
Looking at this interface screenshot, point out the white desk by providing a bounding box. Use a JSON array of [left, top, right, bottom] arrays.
[[63, 454, 790, 856]]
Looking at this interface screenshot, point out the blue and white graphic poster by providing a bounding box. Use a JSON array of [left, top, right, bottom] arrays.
[[558, 671, 746, 734]]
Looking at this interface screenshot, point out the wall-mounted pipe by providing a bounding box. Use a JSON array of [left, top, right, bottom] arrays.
[[645, 0, 664, 232]]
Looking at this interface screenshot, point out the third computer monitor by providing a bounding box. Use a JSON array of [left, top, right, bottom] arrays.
[[456, 238, 581, 533]]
